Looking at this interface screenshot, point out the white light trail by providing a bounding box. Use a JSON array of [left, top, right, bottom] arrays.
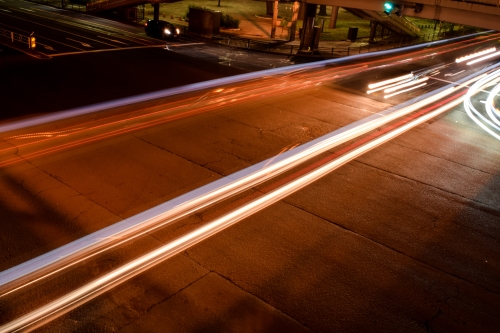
[[485, 84, 500, 126], [368, 73, 414, 89], [466, 50, 500, 65], [464, 68, 500, 140], [384, 83, 428, 99], [384, 77, 429, 93], [455, 47, 496, 63], [366, 77, 413, 94]]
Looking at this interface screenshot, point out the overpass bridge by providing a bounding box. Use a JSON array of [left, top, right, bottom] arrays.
[[313, 0, 500, 31]]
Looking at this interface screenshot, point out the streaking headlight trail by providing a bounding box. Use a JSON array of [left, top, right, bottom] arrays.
[[466, 50, 500, 65], [367, 73, 429, 98], [455, 47, 496, 63], [384, 77, 429, 93], [367, 73, 414, 90], [464, 68, 500, 140], [384, 82, 428, 99]]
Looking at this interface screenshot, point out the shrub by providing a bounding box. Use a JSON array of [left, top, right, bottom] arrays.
[[221, 13, 240, 29], [183, 4, 204, 21]]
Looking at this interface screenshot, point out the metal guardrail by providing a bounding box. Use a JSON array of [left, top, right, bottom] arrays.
[[86, 0, 142, 11], [0, 27, 36, 49], [466, 0, 500, 6], [390, 15, 421, 34], [86, 0, 121, 11], [26, 0, 86, 11], [209, 33, 444, 59]]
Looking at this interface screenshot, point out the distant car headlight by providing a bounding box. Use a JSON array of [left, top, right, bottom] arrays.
[[176, 28, 180, 34], [165, 29, 171, 35]]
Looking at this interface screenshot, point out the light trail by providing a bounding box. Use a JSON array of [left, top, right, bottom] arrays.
[[366, 77, 413, 94], [455, 47, 496, 63], [0, 77, 468, 333], [368, 73, 414, 89], [384, 82, 428, 99], [466, 50, 500, 65], [0, 65, 490, 306], [384, 77, 429, 93], [464, 68, 500, 140], [485, 83, 500, 126]]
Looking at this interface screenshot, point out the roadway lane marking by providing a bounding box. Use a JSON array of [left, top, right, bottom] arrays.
[[445, 70, 465, 77], [0, 20, 83, 51], [6, 5, 153, 46], [19, 7, 34, 12], [50, 44, 166, 56], [429, 76, 466, 86], [168, 42, 205, 47], [66, 38, 92, 48], [40, 43, 54, 51], [0, 9, 118, 48], [0, 8, 10, 12], [97, 35, 128, 45]]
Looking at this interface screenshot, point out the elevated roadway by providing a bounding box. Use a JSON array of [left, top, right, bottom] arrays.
[[315, 0, 500, 30]]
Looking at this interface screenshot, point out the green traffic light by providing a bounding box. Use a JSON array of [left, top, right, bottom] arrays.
[[384, 2, 393, 11]]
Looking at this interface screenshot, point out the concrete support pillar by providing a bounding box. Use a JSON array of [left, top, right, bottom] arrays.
[[369, 20, 378, 43], [153, 3, 160, 21], [271, 0, 279, 38], [288, 1, 300, 42], [299, 3, 317, 51], [266, 1, 273, 16], [328, 6, 338, 29], [318, 5, 327, 16]]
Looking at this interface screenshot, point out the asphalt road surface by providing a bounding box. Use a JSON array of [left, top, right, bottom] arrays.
[[0, 0, 160, 54], [0, 9, 499, 333]]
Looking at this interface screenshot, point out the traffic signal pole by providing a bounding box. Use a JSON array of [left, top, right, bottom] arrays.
[[298, 3, 317, 51], [153, 3, 159, 21]]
